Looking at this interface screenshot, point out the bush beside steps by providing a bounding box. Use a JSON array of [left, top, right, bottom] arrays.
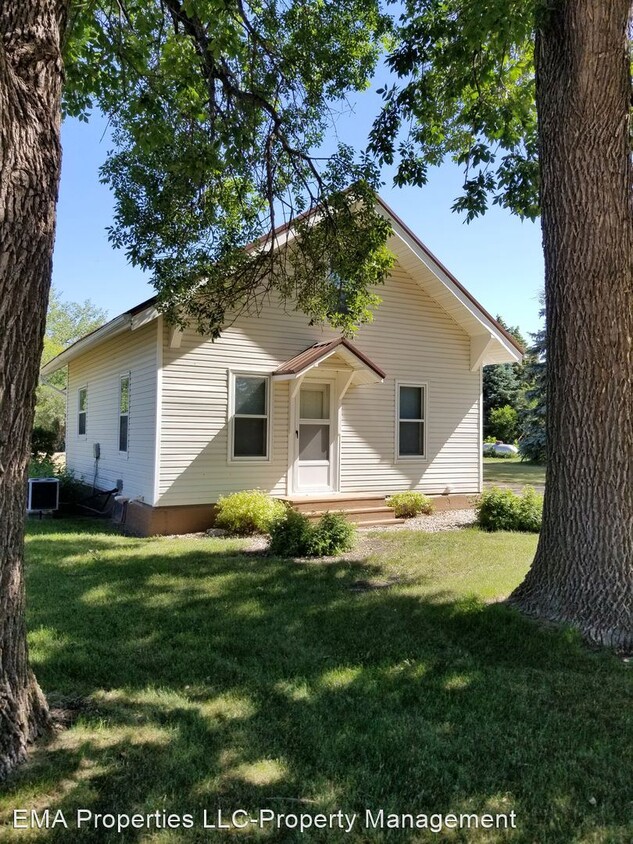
[[270, 510, 356, 558], [386, 491, 434, 519], [475, 486, 542, 532], [214, 489, 286, 536], [213, 490, 356, 557]]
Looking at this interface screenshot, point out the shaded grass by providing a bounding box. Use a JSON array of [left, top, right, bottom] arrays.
[[483, 458, 546, 488], [0, 519, 630, 843]]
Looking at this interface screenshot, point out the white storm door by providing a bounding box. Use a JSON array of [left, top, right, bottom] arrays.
[[296, 383, 333, 491]]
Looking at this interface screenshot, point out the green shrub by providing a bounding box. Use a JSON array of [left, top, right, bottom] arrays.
[[476, 486, 542, 532], [56, 467, 87, 506], [28, 458, 87, 507], [488, 404, 519, 443], [269, 509, 313, 557], [28, 455, 56, 478], [386, 491, 434, 519], [516, 486, 543, 532], [215, 490, 286, 535], [31, 426, 58, 457], [306, 512, 356, 556], [270, 510, 356, 557]]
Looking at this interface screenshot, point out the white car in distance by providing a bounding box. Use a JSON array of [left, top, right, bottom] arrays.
[[483, 442, 519, 457]]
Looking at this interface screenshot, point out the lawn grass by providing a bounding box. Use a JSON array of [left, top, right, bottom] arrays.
[[483, 458, 546, 488], [1, 519, 631, 843]]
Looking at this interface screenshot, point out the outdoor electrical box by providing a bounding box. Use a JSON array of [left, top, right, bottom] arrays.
[[27, 478, 60, 513], [93, 442, 101, 459]]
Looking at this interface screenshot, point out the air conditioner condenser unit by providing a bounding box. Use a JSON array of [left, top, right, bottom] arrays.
[[27, 478, 60, 512]]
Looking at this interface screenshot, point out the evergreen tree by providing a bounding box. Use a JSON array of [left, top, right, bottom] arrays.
[[519, 303, 547, 463], [483, 365, 521, 438], [482, 315, 526, 439]]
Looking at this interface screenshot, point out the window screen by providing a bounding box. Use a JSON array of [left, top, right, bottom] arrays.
[[233, 375, 269, 458], [78, 387, 87, 436], [398, 385, 425, 456]]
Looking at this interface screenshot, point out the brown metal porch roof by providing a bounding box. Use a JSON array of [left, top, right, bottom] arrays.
[[273, 337, 386, 380]]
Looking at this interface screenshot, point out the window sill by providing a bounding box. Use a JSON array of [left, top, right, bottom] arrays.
[[395, 454, 428, 463], [227, 457, 272, 464]]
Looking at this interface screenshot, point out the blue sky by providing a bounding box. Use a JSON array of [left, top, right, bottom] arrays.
[[53, 82, 544, 341]]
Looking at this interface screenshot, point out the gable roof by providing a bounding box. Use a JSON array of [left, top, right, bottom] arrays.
[[41, 196, 523, 377], [273, 337, 386, 383], [373, 197, 523, 366]]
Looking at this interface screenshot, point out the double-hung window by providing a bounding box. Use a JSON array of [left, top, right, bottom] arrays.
[[231, 374, 270, 459], [78, 387, 88, 436], [397, 383, 426, 458], [119, 374, 130, 453]]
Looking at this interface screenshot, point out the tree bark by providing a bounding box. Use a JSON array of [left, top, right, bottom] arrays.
[[0, 0, 68, 779], [509, 0, 633, 649]]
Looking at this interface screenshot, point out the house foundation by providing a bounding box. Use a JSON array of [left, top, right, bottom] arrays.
[[122, 493, 476, 537]]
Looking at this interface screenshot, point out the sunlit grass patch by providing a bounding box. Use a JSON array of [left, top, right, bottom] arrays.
[[0, 518, 629, 843], [483, 457, 546, 487]]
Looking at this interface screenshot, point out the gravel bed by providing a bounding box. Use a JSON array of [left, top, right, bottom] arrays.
[[369, 508, 477, 533], [236, 508, 478, 556]]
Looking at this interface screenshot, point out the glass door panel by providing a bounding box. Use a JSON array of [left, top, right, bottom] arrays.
[[297, 383, 332, 491]]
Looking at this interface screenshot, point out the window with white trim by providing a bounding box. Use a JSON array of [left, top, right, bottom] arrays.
[[119, 374, 130, 453], [78, 387, 87, 436], [231, 374, 270, 459], [397, 384, 426, 457]]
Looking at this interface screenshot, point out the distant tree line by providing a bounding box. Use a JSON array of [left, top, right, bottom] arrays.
[[33, 289, 106, 454], [483, 307, 546, 463]]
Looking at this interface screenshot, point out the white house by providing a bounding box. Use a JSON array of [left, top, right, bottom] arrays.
[[41, 198, 522, 534]]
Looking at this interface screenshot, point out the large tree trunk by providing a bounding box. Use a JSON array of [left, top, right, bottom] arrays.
[[0, 0, 67, 779], [509, 0, 633, 649]]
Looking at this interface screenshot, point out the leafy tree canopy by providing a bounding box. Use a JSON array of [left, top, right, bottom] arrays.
[[495, 315, 526, 352], [35, 289, 107, 441], [368, 0, 539, 220], [63, 0, 395, 337], [483, 364, 521, 429], [488, 404, 518, 443], [43, 287, 107, 366]]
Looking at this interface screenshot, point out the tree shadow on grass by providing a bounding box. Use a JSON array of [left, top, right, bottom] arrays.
[[1, 524, 631, 842]]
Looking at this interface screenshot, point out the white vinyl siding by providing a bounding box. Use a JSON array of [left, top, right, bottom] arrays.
[[337, 267, 479, 494], [156, 261, 481, 504], [66, 322, 157, 503]]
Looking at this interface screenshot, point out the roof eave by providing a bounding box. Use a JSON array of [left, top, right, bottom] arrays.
[[40, 303, 159, 376], [375, 196, 525, 359], [43, 193, 525, 372]]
